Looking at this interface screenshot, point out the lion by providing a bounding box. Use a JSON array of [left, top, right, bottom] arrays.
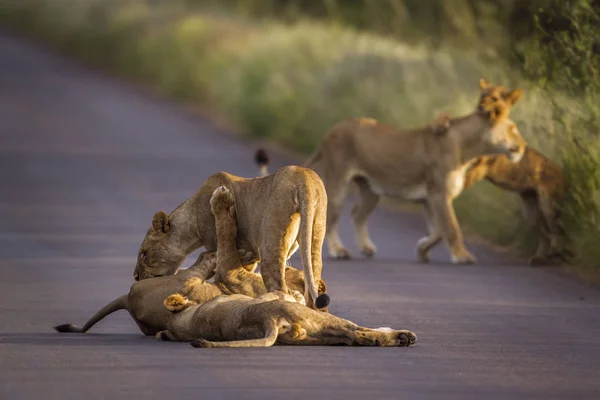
[[302, 78, 527, 264], [461, 147, 566, 265], [54, 252, 327, 336], [55, 186, 328, 335], [133, 163, 330, 310], [157, 186, 416, 348], [158, 289, 416, 348], [53, 258, 324, 336]]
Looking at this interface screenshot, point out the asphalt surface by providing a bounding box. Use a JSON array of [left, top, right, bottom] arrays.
[[1, 31, 599, 400]]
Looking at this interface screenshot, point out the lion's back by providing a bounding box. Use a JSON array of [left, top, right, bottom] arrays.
[[485, 148, 564, 195]]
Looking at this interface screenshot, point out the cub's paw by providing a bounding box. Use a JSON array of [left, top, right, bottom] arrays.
[[190, 338, 212, 348], [289, 323, 307, 340], [290, 290, 306, 305], [210, 186, 234, 216], [396, 330, 417, 347]]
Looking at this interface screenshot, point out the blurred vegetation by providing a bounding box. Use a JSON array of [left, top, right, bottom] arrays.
[[1, 0, 599, 275]]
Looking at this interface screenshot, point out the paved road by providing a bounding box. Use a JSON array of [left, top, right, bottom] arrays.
[[1, 31, 599, 400]]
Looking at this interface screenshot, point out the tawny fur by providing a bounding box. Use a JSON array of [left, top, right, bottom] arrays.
[[159, 289, 416, 348], [303, 78, 527, 265], [133, 164, 330, 310], [54, 188, 327, 335], [158, 185, 416, 348], [54, 254, 326, 336], [462, 147, 566, 265]]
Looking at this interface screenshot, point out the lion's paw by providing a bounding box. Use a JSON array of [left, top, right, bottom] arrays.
[[450, 249, 478, 264], [396, 330, 417, 347], [360, 246, 376, 258], [289, 323, 307, 340], [155, 330, 171, 341], [328, 247, 352, 260], [210, 186, 234, 216], [416, 237, 431, 263]]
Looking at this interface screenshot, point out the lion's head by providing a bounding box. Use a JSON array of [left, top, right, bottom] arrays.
[[133, 211, 187, 281], [476, 79, 526, 163], [284, 266, 328, 296], [477, 78, 523, 111]]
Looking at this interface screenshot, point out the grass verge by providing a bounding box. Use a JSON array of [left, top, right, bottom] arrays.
[[2, 0, 599, 279]]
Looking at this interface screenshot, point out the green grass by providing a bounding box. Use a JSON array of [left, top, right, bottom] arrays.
[[3, 0, 599, 278]]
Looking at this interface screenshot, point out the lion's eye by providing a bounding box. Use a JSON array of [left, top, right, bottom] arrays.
[[139, 252, 147, 261]]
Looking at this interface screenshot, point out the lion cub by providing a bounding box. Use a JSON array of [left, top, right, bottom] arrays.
[[158, 186, 417, 348], [462, 79, 567, 265], [53, 187, 328, 336], [462, 148, 566, 265]]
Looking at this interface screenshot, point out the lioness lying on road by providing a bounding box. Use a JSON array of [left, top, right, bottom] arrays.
[[54, 223, 327, 336], [133, 162, 330, 310], [303, 78, 527, 264], [54, 253, 326, 336], [157, 186, 417, 348]]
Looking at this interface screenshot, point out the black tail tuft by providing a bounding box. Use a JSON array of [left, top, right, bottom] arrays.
[[254, 148, 269, 167], [315, 293, 330, 310], [54, 323, 82, 333]]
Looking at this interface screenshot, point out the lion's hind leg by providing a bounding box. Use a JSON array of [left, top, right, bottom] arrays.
[[292, 312, 417, 347], [352, 327, 417, 347], [351, 176, 380, 258], [322, 174, 352, 260], [189, 319, 279, 348]]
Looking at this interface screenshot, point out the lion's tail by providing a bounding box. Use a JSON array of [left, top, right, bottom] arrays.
[[298, 182, 330, 311], [254, 148, 270, 177], [303, 144, 323, 170], [54, 295, 128, 334]]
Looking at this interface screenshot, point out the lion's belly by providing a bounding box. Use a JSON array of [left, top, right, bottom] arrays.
[[446, 163, 474, 200], [368, 179, 427, 201]]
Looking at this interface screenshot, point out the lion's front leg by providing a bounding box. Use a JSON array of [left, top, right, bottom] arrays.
[[427, 193, 477, 264]]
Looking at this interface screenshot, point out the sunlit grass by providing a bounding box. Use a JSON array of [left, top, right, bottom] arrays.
[[3, 0, 599, 275]]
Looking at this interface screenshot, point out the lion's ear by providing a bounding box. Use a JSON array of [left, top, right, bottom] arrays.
[[504, 88, 523, 105], [479, 78, 489, 90], [152, 211, 170, 234]]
